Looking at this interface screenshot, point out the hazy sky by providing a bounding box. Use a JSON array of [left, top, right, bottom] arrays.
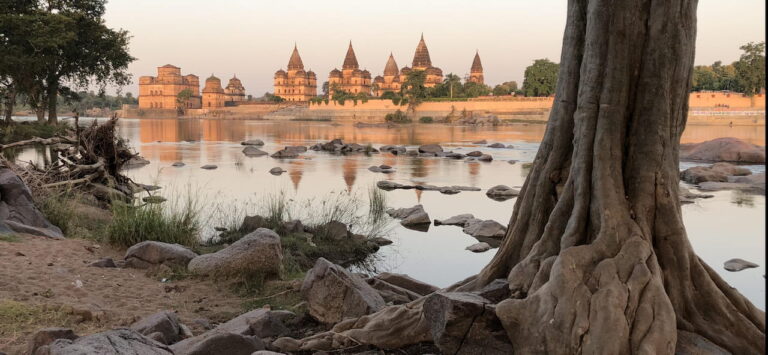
[[103, 0, 765, 96]]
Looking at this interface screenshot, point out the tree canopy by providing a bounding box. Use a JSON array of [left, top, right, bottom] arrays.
[[734, 41, 766, 96], [522, 59, 559, 97], [492, 81, 519, 96]]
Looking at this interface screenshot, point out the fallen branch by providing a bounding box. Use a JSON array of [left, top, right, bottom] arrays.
[[42, 171, 102, 188], [0, 136, 75, 151]]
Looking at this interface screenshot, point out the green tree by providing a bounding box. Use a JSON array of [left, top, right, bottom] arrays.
[[0, 0, 134, 125], [734, 41, 766, 96], [492, 81, 518, 96], [442, 73, 462, 99], [400, 70, 427, 106], [462, 81, 491, 98], [176, 88, 193, 115], [522, 59, 559, 97]]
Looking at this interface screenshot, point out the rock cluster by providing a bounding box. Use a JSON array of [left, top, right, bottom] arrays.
[[310, 138, 377, 154], [376, 180, 481, 195], [386, 205, 431, 227]]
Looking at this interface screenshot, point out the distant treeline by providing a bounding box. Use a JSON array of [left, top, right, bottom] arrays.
[[12, 91, 138, 114], [692, 42, 765, 95]]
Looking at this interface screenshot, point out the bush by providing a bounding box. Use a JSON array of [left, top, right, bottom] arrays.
[[384, 109, 411, 123], [0, 121, 71, 144], [419, 116, 434, 123], [106, 196, 200, 248]]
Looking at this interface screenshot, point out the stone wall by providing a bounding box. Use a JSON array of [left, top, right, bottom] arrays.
[[689, 91, 765, 109]]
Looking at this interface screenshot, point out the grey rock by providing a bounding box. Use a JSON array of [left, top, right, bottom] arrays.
[[189, 228, 282, 277], [0, 168, 64, 239], [240, 215, 268, 233], [174, 333, 263, 355], [367, 278, 422, 305], [282, 219, 304, 234], [125, 156, 151, 168], [172, 162, 185, 167], [241, 139, 265, 146], [28, 328, 78, 355], [477, 279, 511, 303], [466, 151, 483, 157], [462, 219, 507, 239], [487, 143, 506, 148], [269, 167, 286, 175], [675, 330, 730, 355], [88, 258, 116, 268], [200, 164, 218, 170], [680, 162, 751, 184], [434, 214, 476, 227], [243, 146, 268, 157], [418, 144, 443, 154], [724, 258, 759, 272], [386, 205, 431, 227], [374, 272, 438, 296], [124, 241, 197, 269], [49, 329, 172, 355], [317, 220, 349, 240], [486, 185, 520, 200], [270, 149, 299, 159], [301, 258, 385, 324], [131, 311, 184, 345], [679, 137, 765, 163], [466, 242, 492, 253], [478, 154, 493, 162]]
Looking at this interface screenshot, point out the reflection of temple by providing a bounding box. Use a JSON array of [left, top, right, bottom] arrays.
[[288, 160, 305, 191], [342, 158, 358, 192], [328, 42, 372, 97]]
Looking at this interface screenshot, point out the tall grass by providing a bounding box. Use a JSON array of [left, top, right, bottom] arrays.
[[106, 189, 201, 248]]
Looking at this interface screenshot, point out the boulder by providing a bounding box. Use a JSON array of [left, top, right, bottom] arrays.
[[418, 144, 443, 154], [698, 181, 764, 193], [269, 167, 286, 175], [124, 241, 197, 269], [486, 185, 520, 200], [200, 164, 217, 170], [680, 137, 765, 163], [48, 329, 172, 355], [374, 272, 438, 296], [0, 167, 64, 239], [478, 154, 493, 162], [675, 330, 730, 355], [477, 279, 511, 303], [434, 214, 476, 226], [28, 328, 78, 355], [423, 292, 513, 355], [88, 258, 116, 268], [466, 151, 483, 157], [188, 228, 282, 277], [125, 156, 151, 168], [386, 205, 431, 227], [466, 242, 492, 253], [317, 220, 349, 240], [724, 258, 759, 272], [487, 143, 506, 148], [243, 146, 268, 157], [301, 258, 385, 324], [285, 146, 307, 153], [247, 311, 290, 338], [171, 310, 289, 354], [270, 149, 299, 159], [241, 139, 265, 146], [131, 311, 185, 345], [173, 333, 263, 355], [366, 278, 422, 305], [240, 215, 268, 233], [445, 152, 465, 159], [462, 219, 507, 239], [680, 162, 751, 184]]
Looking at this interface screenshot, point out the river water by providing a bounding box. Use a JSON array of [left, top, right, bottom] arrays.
[[17, 118, 767, 309]]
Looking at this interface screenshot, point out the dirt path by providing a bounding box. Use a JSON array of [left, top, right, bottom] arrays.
[[0, 234, 246, 354]]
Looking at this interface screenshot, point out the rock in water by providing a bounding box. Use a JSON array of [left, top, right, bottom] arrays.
[[487, 143, 506, 148], [188, 228, 282, 277], [171, 162, 185, 167], [241, 139, 265, 146], [486, 185, 520, 200], [478, 154, 493, 162], [124, 241, 197, 269], [301, 258, 385, 324], [269, 167, 286, 175], [270, 148, 299, 159], [680, 162, 752, 184], [724, 258, 759, 272], [48, 329, 172, 355], [418, 144, 443, 154], [680, 137, 765, 163], [462, 220, 507, 238], [434, 214, 476, 226], [386, 205, 431, 227], [131, 311, 185, 345], [0, 167, 64, 239], [242, 146, 268, 157], [466, 151, 483, 157], [466, 242, 492, 253], [200, 164, 217, 170], [423, 292, 513, 355]]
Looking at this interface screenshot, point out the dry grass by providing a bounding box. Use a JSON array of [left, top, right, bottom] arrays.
[[0, 300, 78, 352]]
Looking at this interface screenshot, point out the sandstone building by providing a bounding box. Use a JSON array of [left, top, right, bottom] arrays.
[[468, 51, 484, 84], [408, 34, 443, 88], [373, 54, 401, 96], [202, 75, 226, 108], [138, 64, 201, 109], [274, 45, 318, 102], [328, 42, 372, 97], [225, 75, 246, 102]]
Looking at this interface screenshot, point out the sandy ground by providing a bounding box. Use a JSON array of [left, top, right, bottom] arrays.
[[0, 234, 247, 354]]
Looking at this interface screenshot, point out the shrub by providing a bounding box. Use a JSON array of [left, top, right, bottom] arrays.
[[419, 116, 434, 123], [0, 121, 71, 144], [106, 195, 200, 248], [384, 109, 411, 123]]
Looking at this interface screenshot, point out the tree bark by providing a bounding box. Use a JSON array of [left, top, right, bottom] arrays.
[[460, 0, 765, 353], [47, 80, 58, 125], [288, 0, 765, 353], [3, 88, 15, 125]]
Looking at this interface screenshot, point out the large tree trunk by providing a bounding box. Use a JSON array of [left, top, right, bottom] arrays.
[[47, 80, 58, 125], [462, 0, 765, 353], [3, 88, 15, 125], [288, 0, 765, 353]]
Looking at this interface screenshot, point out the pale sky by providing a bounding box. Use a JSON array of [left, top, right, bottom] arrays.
[[103, 0, 765, 96]]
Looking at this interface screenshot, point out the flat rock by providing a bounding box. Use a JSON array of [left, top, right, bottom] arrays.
[[269, 167, 286, 175], [487, 143, 506, 148], [188, 228, 282, 277], [200, 164, 217, 170], [486, 185, 520, 201], [698, 181, 764, 193], [172, 162, 185, 167], [478, 154, 493, 162], [466, 151, 483, 157], [243, 146, 268, 157], [124, 241, 197, 269], [374, 272, 438, 296], [270, 149, 299, 159], [680, 162, 752, 184], [463, 219, 507, 239], [466, 242, 492, 253], [386, 205, 431, 227], [418, 144, 443, 154], [724, 258, 759, 272], [241, 139, 265, 146], [49, 329, 172, 355], [434, 214, 476, 226], [172, 332, 263, 355], [680, 137, 765, 163], [301, 258, 385, 324]]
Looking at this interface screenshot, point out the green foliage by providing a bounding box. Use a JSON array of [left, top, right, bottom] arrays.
[[0, 234, 20, 242], [0, 121, 70, 144], [106, 196, 201, 248], [175, 88, 193, 114], [419, 116, 434, 123], [493, 81, 518, 96], [400, 70, 427, 106], [522, 59, 559, 97], [384, 109, 411, 123], [692, 61, 741, 92], [0, 300, 72, 338], [261, 93, 285, 103], [462, 81, 491, 98], [734, 41, 766, 96]]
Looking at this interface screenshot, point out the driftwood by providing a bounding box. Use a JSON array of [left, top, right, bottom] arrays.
[[0, 136, 75, 151]]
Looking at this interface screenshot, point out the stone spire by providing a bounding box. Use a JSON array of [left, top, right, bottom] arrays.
[[384, 53, 399, 76], [287, 44, 304, 70], [412, 33, 432, 69], [342, 41, 359, 70], [471, 51, 483, 73]]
